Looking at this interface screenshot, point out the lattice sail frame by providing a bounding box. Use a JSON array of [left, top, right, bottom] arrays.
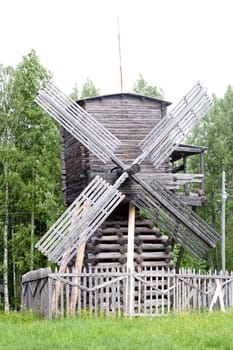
[[135, 82, 213, 167], [36, 175, 126, 264], [35, 82, 219, 265], [35, 83, 121, 164], [130, 176, 218, 258]]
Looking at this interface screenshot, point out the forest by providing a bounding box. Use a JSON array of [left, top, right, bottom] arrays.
[[0, 50, 232, 311]]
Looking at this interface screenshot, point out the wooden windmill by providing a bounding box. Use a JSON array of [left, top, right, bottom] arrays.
[[35, 82, 219, 271]]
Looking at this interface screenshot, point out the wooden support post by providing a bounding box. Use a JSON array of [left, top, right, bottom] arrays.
[[70, 202, 90, 313], [70, 241, 86, 313], [200, 151, 205, 193], [175, 246, 185, 272], [183, 156, 189, 195], [126, 202, 135, 317], [209, 279, 225, 312], [51, 254, 68, 315], [52, 202, 87, 315]]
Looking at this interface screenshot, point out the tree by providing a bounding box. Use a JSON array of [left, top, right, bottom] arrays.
[[70, 78, 100, 100], [0, 64, 17, 312], [0, 51, 63, 309], [12, 50, 63, 272], [80, 78, 100, 98], [187, 87, 233, 270], [70, 81, 79, 100], [132, 74, 164, 99]]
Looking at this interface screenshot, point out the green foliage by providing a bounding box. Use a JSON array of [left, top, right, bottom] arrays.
[[0, 311, 233, 349], [0, 50, 63, 308], [80, 77, 100, 99], [187, 87, 233, 270], [173, 245, 208, 272], [69, 81, 79, 100], [70, 78, 100, 100], [132, 74, 164, 99]]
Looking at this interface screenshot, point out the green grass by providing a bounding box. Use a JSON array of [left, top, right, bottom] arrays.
[[0, 310, 233, 349]]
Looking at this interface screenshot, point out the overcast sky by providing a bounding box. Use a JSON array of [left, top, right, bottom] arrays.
[[1, 0, 233, 104]]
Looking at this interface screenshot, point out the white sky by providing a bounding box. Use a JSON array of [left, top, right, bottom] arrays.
[[1, 0, 233, 104]]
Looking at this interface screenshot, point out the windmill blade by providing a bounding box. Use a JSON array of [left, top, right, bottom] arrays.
[[131, 174, 219, 258], [35, 82, 122, 165], [132, 192, 209, 258], [135, 82, 212, 168], [35, 81, 219, 262], [36, 174, 127, 265]]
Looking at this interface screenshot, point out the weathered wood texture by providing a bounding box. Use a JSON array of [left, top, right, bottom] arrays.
[[34, 84, 220, 273], [62, 94, 170, 206], [60, 127, 90, 206], [61, 93, 207, 208], [35, 176, 125, 265], [138, 83, 212, 168], [22, 267, 233, 318], [21, 267, 52, 317], [122, 173, 205, 206], [130, 177, 219, 259], [85, 218, 173, 268]]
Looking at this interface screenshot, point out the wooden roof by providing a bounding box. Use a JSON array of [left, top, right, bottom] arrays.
[[171, 144, 208, 161], [77, 92, 172, 107]]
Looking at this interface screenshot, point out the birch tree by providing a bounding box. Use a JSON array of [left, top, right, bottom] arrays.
[[187, 87, 233, 270], [0, 64, 18, 312], [0, 51, 63, 308]]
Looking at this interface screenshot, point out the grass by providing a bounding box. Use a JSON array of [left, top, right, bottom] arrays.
[[0, 310, 233, 349]]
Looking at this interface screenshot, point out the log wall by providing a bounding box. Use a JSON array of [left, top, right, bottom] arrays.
[[61, 94, 170, 205], [61, 127, 90, 205], [85, 217, 173, 269]]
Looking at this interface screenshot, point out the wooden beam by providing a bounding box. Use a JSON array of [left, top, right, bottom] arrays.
[[126, 202, 135, 317], [209, 279, 225, 312]]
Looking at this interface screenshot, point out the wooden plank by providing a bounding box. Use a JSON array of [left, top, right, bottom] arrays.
[[62, 93, 168, 206], [48, 277, 52, 320], [66, 276, 70, 318], [131, 177, 219, 258], [138, 82, 212, 168], [23, 267, 233, 318], [70, 202, 89, 312], [126, 202, 135, 317], [209, 279, 226, 312], [36, 175, 125, 265], [36, 82, 122, 164]]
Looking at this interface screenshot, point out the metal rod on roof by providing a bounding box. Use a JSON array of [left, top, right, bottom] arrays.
[[117, 16, 123, 92]]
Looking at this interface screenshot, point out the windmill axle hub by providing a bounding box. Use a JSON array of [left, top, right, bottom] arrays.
[[111, 164, 141, 176]]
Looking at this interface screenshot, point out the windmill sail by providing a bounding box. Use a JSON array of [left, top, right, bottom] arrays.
[[135, 82, 212, 168], [36, 175, 126, 265], [35, 83, 122, 165], [35, 81, 219, 264], [131, 175, 219, 258]]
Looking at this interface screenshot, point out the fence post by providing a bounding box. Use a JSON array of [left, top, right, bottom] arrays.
[[209, 279, 225, 312], [48, 275, 52, 320]]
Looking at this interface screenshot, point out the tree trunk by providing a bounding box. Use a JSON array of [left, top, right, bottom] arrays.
[[3, 162, 10, 313], [12, 228, 15, 306], [30, 168, 35, 270], [30, 210, 35, 270]]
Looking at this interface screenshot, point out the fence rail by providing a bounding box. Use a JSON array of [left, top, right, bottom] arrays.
[[21, 267, 233, 319]]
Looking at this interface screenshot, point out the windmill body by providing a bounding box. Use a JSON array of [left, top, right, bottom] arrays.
[[35, 83, 219, 270], [61, 93, 173, 268], [61, 93, 170, 206]]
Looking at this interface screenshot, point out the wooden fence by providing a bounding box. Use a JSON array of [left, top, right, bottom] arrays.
[[21, 267, 233, 319]]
